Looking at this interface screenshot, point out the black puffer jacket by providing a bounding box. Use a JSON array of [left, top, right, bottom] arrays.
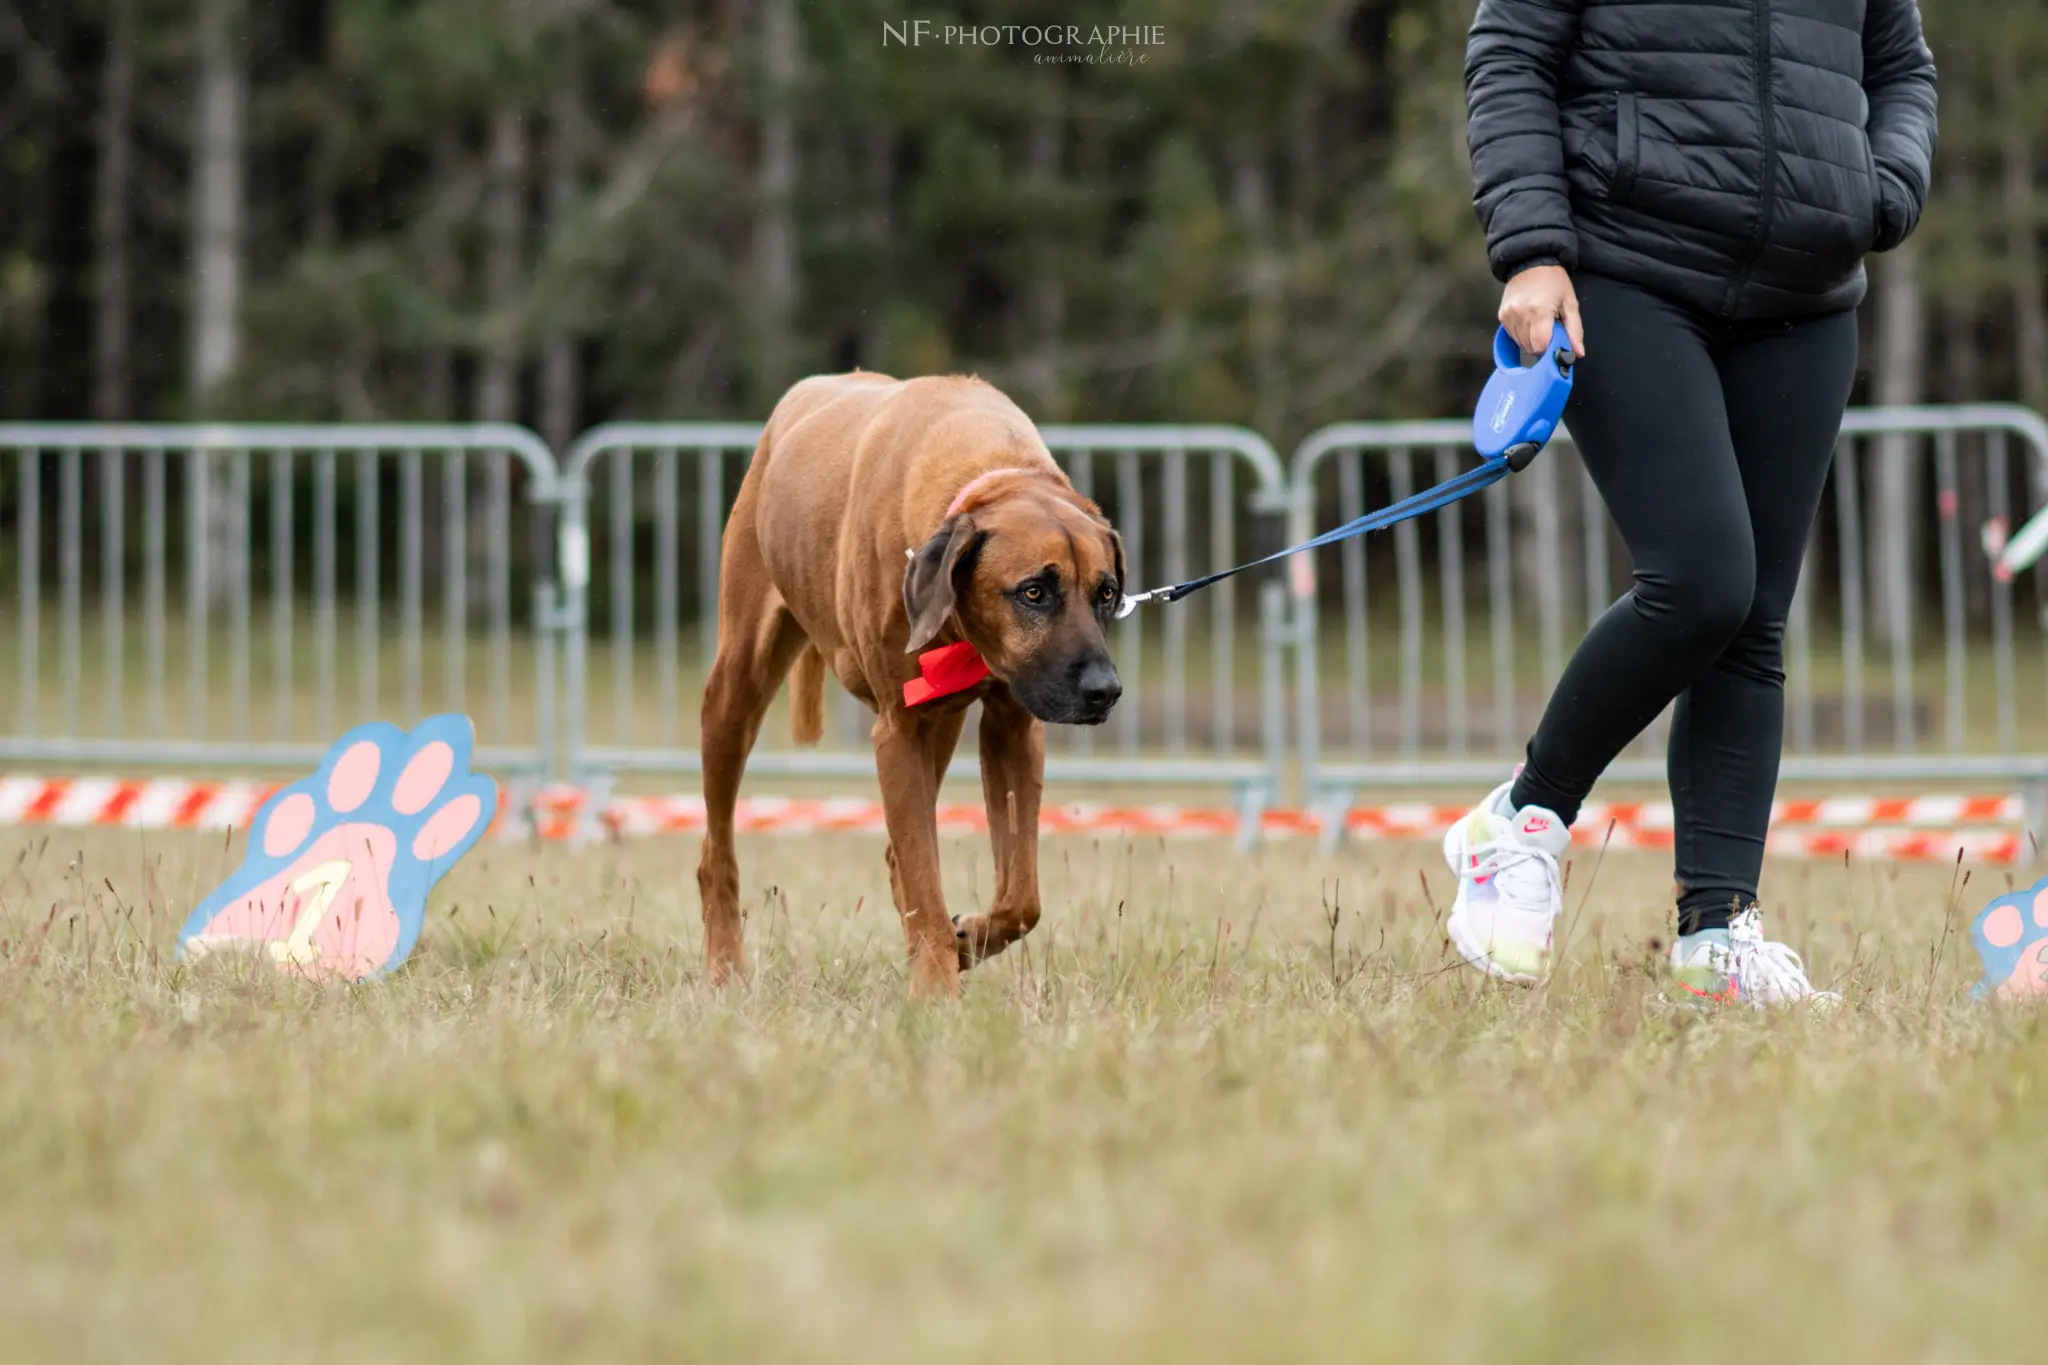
[[1466, 0, 1938, 319]]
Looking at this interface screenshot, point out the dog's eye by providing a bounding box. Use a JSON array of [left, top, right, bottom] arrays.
[[1097, 583, 1117, 605], [1021, 584, 1046, 604]]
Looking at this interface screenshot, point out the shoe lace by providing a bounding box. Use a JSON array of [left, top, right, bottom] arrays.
[[1477, 838, 1560, 921], [1722, 907, 1840, 1004]]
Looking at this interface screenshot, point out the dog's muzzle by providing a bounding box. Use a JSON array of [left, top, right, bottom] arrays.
[[1015, 652, 1121, 726], [1073, 657, 1122, 723]]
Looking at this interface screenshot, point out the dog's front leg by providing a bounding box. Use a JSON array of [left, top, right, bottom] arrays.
[[956, 689, 1044, 968], [874, 715, 959, 997]]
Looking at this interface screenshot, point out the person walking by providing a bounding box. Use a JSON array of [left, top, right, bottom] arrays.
[[1448, 0, 1937, 1003]]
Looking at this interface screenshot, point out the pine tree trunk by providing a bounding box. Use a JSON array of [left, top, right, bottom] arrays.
[[1021, 85, 1064, 417], [751, 0, 798, 404], [541, 74, 581, 454], [1867, 239, 1925, 651], [1229, 142, 1285, 445], [190, 0, 245, 608], [1997, 56, 2048, 619], [423, 127, 461, 419], [858, 125, 893, 370], [2001, 58, 2047, 406], [473, 109, 526, 616], [1931, 52, 1987, 626], [478, 110, 526, 425], [416, 129, 459, 594], [93, 0, 131, 422], [190, 0, 243, 402]]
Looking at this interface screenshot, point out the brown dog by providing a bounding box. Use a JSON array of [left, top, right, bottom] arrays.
[[697, 372, 1125, 996]]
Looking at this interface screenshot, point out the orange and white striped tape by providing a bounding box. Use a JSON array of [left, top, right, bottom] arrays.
[[1583, 823, 2025, 864], [486, 785, 2041, 863], [1340, 794, 2025, 839], [0, 774, 2032, 864], [0, 775, 280, 831]]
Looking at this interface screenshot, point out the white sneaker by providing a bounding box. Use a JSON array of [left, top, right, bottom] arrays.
[[1442, 779, 1570, 984], [1668, 905, 1842, 1009]]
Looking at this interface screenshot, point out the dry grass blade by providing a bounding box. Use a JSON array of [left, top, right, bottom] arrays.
[[0, 824, 2030, 1364]]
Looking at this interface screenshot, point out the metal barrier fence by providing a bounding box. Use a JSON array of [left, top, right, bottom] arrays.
[[1286, 404, 2048, 840], [556, 423, 1294, 825], [0, 424, 560, 776], [8, 407, 2048, 848]]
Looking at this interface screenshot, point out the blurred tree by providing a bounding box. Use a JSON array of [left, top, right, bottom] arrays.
[[750, 0, 801, 406], [188, 0, 242, 408], [0, 0, 2037, 623], [190, 0, 246, 608], [1869, 243, 1927, 650], [1996, 50, 2046, 407], [94, 0, 132, 421]]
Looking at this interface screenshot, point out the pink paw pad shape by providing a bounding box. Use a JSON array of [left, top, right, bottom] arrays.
[[178, 715, 497, 981], [1971, 875, 2048, 1000]]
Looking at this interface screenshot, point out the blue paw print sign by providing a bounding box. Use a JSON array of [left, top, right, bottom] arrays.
[[178, 715, 497, 981], [1970, 875, 2048, 1000]]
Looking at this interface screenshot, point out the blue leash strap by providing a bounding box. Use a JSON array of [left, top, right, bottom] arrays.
[[1115, 321, 1574, 620], [1115, 456, 1511, 618]]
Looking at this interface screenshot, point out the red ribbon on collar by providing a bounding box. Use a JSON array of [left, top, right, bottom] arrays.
[[902, 641, 990, 707]]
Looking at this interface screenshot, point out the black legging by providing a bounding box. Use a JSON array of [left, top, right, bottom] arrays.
[[1508, 273, 1860, 936]]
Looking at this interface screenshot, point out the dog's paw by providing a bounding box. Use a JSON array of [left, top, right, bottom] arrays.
[[1971, 877, 2048, 1000], [178, 715, 496, 981], [951, 911, 1038, 970]]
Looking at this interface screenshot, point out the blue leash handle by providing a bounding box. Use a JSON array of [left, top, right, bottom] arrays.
[[1115, 322, 1574, 619]]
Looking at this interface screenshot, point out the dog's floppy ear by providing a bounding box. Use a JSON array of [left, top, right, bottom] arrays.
[[1083, 504, 1127, 608], [903, 515, 986, 653]]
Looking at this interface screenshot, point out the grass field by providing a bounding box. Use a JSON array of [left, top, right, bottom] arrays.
[[2, 823, 2045, 1363]]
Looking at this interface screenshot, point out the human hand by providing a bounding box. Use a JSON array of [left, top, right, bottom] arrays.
[[1499, 264, 1585, 359]]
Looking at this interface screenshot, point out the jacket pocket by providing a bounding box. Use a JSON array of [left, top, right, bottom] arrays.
[[1610, 91, 1641, 204], [1859, 132, 1892, 252]]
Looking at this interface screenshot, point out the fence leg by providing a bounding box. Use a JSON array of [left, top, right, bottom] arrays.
[[1258, 580, 1288, 827], [559, 497, 590, 795], [1233, 782, 1266, 852], [1314, 786, 1353, 856], [500, 772, 538, 845], [534, 582, 559, 785], [1289, 567, 1320, 831], [2023, 780, 2048, 866], [572, 770, 615, 850]]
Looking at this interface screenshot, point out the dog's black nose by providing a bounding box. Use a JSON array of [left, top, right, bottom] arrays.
[[1076, 658, 1122, 711]]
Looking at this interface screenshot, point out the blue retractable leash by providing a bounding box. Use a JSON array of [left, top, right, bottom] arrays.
[[1116, 322, 1576, 618]]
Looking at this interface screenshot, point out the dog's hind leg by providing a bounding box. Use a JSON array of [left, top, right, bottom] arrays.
[[697, 522, 809, 985], [955, 688, 1045, 968]]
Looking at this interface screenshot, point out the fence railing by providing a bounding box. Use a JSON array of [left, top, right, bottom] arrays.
[[1285, 404, 2048, 841], [5, 407, 2047, 848], [1, 424, 559, 776], [556, 422, 1294, 826]]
